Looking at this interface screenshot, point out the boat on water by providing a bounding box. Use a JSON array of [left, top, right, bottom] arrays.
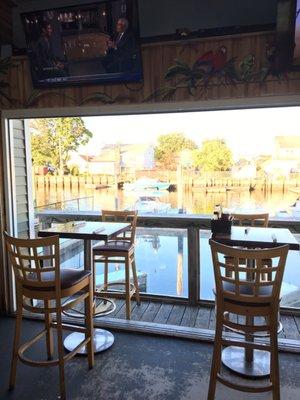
[[132, 194, 171, 214], [123, 178, 170, 191], [126, 191, 179, 214]]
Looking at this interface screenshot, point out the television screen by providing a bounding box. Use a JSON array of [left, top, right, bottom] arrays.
[[21, 0, 143, 88], [294, 0, 300, 64]]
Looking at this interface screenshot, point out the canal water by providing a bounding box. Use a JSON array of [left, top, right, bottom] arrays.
[[35, 186, 300, 308], [35, 185, 299, 215]]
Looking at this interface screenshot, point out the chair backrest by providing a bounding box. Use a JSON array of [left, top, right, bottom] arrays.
[[4, 232, 60, 290], [209, 239, 288, 305], [232, 213, 269, 227], [101, 210, 138, 244]]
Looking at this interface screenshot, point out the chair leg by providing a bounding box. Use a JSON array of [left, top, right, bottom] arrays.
[[100, 258, 109, 305], [104, 258, 108, 290], [207, 311, 223, 400], [56, 304, 66, 400], [92, 258, 97, 293], [131, 257, 140, 305], [44, 300, 54, 360], [125, 256, 131, 319], [9, 286, 23, 390], [85, 278, 95, 370], [270, 315, 281, 400]]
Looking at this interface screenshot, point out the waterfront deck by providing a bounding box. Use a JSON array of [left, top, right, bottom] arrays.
[[93, 299, 300, 343]]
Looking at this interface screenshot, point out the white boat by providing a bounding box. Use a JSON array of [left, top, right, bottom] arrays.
[[134, 195, 171, 214], [123, 178, 170, 191], [126, 191, 172, 214]]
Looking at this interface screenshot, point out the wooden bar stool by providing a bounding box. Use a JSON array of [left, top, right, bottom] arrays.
[[92, 210, 140, 319], [4, 232, 94, 400], [207, 240, 288, 400], [225, 213, 272, 278]]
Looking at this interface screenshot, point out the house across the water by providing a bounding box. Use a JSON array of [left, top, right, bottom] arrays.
[[68, 143, 155, 175]]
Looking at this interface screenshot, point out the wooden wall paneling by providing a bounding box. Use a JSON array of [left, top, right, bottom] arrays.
[[2, 31, 300, 109]]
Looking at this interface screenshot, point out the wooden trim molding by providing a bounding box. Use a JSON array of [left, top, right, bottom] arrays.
[[0, 117, 9, 314]]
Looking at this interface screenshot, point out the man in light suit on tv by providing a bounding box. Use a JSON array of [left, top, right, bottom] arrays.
[[103, 17, 139, 73]]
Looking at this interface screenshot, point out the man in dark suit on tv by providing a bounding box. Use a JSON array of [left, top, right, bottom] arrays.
[[36, 22, 67, 79], [103, 18, 139, 73]]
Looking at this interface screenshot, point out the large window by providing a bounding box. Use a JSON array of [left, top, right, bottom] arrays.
[[31, 108, 300, 217], [4, 105, 300, 308]]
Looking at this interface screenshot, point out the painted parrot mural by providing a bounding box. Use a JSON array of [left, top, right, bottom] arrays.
[[147, 40, 290, 102]]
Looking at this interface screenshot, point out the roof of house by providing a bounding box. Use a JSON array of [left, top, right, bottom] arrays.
[[78, 154, 115, 163], [102, 143, 153, 153], [79, 143, 154, 163]]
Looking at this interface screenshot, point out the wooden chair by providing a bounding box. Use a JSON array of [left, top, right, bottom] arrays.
[[207, 240, 288, 400], [4, 232, 94, 400], [92, 210, 140, 319], [232, 212, 269, 227]]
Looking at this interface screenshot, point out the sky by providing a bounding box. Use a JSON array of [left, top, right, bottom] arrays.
[[81, 106, 300, 160]]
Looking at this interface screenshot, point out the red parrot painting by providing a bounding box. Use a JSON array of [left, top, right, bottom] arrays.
[[192, 46, 237, 86], [161, 40, 287, 102], [195, 46, 227, 72]]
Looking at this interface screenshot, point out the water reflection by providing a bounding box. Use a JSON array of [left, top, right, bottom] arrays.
[[61, 227, 188, 298], [59, 227, 300, 307], [200, 230, 300, 307], [35, 185, 299, 216]]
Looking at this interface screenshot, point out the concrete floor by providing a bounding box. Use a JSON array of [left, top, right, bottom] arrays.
[[0, 317, 299, 400]]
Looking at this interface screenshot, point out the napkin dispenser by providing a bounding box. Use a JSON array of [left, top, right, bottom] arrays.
[[211, 218, 232, 235]]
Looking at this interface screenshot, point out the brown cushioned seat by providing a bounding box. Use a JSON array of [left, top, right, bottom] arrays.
[[93, 240, 134, 253], [213, 281, 273, 307], [223, 281, 273, 297], [24, 268, 91, 291]]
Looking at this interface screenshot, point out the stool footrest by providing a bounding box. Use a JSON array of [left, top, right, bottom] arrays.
[[97, 282, 136, 299], [222, 338, 270, 352], [217, 374, 273, 393], [17, 325, 90, 367]]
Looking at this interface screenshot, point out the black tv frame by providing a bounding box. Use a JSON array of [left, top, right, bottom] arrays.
[[21, 0, 143, 88]]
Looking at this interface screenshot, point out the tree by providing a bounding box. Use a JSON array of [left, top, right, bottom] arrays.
[[154, 133, 197, 170], [192, 139, 233, 172], [30, 117, 92, 175]]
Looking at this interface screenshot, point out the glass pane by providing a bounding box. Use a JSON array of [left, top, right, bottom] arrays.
[[60, 227, 188, 298], [200, 230, 300, 308], [280, 239, 300, 308], [200, 230, 214, 301]]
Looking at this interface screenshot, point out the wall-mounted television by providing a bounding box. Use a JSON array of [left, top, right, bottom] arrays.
[[21, 0, 143, 88]]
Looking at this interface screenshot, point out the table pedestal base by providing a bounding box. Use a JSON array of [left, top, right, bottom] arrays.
[[64, 329, 114, 355], [222, 346, 270, 378]]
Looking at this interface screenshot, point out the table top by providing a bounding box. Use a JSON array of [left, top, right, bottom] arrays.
[[38, 221, 130, 241], [211, 226, 300, 251]]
